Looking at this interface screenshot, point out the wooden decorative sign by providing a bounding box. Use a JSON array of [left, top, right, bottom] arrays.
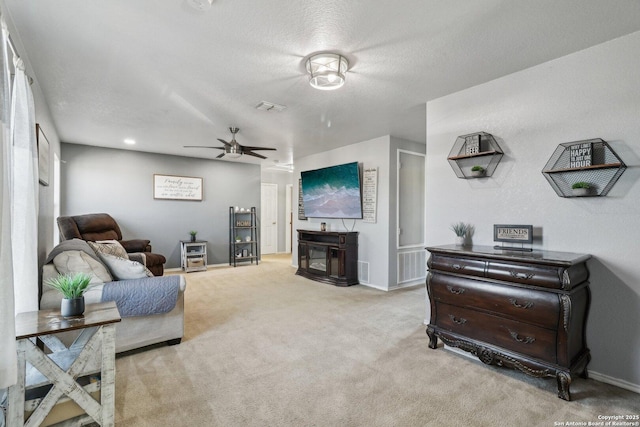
[[569, 142, 592, 168], [464, 134, 481, 155], [494, 224, 533, 251], [153, 174, 203, 201]]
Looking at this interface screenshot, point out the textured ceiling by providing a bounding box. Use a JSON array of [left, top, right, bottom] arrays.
[[5, 1, 640, 167]]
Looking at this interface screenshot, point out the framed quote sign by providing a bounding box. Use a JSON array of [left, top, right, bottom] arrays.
[[153, 174, 203, 201], [493, 224, 533, 251]]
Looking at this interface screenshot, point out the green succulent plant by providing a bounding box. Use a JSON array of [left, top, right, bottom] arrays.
[[571, 182, 591, 189], [471, 165, 485, 172], [189, 230, 197, 236], [45, 273, 93, 299]]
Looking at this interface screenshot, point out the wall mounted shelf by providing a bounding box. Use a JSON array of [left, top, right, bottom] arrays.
[[542, 138, 626, 197], [447, 132, 503, 179]]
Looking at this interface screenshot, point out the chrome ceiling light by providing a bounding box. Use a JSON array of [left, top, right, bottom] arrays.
[[305, 53, 349, 90]]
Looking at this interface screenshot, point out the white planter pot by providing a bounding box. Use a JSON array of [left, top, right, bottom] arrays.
[[455, 236, 465, 246], [572, 187, 590, 197]]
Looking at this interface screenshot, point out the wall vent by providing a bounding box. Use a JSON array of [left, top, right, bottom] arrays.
[[358, 261, 370, 284], [397, 249, 426, 284], [255, 101, 287, 112]]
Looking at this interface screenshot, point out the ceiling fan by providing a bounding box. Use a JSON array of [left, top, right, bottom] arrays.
[[184, 127, 276, 159]]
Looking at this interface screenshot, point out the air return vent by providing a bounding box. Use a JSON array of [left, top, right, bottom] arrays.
[[255, 101, 287, 112]]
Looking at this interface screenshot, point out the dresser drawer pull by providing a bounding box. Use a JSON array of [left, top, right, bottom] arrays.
[[509, 330, 536, 344], [446, 285, 465, 295], [509, 271, 535, 280], [448, 314, 467, 325], [509, 298, 534, 309], [451, 263, 465, 271]]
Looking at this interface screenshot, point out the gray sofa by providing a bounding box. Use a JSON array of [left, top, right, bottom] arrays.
[[40, 239, 186, 353]]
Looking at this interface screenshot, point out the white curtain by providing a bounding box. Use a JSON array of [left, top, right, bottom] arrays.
[[10, 54, 38, 315], [0, 15, 16, 390]]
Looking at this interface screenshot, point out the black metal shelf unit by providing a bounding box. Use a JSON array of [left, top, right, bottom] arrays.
[[447, 132, 504, 179], [229, 206, 259, 266], [542, 138, 626, 197]]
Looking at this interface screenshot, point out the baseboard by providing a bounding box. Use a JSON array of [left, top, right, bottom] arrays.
[[589, 371, 640, 394], [389, 279, 425, 291]]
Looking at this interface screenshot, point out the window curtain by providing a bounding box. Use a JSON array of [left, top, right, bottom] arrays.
[[10, 51, 38, 315], [0, 15, 16, 390]]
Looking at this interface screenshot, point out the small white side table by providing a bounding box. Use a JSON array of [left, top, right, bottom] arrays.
[[180, 240, 208, 272], [7, 301, 121, 427]]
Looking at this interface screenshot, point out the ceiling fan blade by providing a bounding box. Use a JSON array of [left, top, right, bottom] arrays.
[[183, 145, 224, 149], [217, 138, 232, 147], [216, 152, 226, 159], [241, 145, 276, 151], [243, 151, 267, 159]]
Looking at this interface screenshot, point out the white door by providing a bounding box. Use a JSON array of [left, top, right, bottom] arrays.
[[261, 183, 278, 254], [285, 184, 293, 253]]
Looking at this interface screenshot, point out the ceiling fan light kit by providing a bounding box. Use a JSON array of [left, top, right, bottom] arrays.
[[184, 127, 276, 160], [306, 53, 348, 90]]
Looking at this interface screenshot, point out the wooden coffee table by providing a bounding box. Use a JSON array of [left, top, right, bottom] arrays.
[[7, 301, 121, 426]]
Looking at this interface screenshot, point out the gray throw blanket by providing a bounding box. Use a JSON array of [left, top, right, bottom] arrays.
[[45, 238, 103, 265], [101, 275, 180, 317]]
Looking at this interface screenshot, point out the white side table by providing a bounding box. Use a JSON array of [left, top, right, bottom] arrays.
[[181, 240, 208, 272], [7, 301, 121, 426]]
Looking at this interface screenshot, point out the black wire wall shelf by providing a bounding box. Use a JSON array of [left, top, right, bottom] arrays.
[[542, 138, 626, 197], [447, 132, 503, 179]]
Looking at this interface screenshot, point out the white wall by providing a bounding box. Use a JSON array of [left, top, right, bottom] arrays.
[[426, 32, 640, 391], [293, 136, 391, 290]]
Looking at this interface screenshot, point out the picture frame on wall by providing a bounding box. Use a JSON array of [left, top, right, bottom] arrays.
[[36, 123, 50, 186], [153, 174, 203, 201]]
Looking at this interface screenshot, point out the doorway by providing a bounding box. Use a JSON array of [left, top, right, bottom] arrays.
[[261, 183, 278, 254]]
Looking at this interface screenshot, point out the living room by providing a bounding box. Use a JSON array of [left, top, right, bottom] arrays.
[[2, 2, 640, 426]]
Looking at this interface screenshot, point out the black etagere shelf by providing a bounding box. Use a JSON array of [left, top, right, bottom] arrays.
[[229, 206, 259, 266], [542, 138, 626, 197], [447, 132, 504, 179]]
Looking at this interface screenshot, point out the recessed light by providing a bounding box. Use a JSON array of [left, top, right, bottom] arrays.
[[124, 138, 136, 145]]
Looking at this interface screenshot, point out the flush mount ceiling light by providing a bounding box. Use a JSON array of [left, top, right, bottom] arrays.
[[305, 53, 349, 90]]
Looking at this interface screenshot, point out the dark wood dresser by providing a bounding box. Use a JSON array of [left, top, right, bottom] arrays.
[[425, 245, 591, 400]]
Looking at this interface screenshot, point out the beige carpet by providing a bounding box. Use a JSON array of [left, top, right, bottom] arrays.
[[113, 254, 639, 426]]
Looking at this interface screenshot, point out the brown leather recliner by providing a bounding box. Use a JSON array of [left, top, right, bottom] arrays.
[[57, 213, 166, 276]]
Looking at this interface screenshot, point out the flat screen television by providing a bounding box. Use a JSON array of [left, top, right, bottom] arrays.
[[301, 161, 363, 219]]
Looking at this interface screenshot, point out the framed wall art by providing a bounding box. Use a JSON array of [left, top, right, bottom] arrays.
[[153, 174, 203, 201]]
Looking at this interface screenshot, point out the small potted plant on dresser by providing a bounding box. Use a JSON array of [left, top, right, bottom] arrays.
[[450, 222, 469, 246], [571, 182, 591, 197], [470, 165, 485, 177], [45, 272, 93, 317], [189, 230, 197, 242]]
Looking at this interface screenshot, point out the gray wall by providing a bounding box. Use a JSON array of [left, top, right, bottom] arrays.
[[61, 144, 261, 268]]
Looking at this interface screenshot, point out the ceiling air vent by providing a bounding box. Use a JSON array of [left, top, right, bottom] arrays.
[[255, 101, 287, 112]]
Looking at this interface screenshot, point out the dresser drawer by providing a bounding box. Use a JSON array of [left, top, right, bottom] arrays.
[[487, 261, 562, 289], [429, 254, 486, 278], [435, 303, 557, 363], [429, 273, 560, 329]]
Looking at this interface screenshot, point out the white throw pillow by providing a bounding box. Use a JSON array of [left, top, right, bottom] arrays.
[[98, 253, 153, 280], [52, 250, 113, 284]]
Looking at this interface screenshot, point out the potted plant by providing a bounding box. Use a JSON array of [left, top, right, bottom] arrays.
[[189, 230, 197, 242], [450, 222, 469, 246], [235, 235, 242, 242], [571, 182, 591, 197], [45, 272, 93, 317], [470, 165, 485, 177]]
